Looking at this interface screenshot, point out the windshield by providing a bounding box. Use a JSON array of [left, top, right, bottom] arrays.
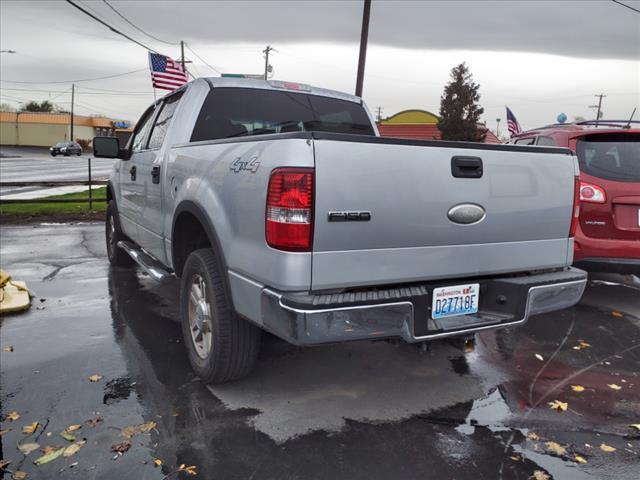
[[191, 87, 375, 142], [55, 142, 68, 147], [575, 133, 640, 182]]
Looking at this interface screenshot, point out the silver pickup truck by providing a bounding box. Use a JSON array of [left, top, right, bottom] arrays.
[[94, 78, 587, 383]]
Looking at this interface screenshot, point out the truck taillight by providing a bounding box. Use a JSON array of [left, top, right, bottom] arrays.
[[266, 168, 314, 251], [569, 176, 580, 238], [579, 182, 606, 204]]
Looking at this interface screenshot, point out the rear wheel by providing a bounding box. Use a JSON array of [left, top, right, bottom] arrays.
[[105, 200, 133, 267], [180, 248, 261, 384]]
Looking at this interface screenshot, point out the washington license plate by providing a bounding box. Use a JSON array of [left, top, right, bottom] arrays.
[[432, 284, 480, 319]]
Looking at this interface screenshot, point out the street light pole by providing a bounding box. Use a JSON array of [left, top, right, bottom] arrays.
[[70, 83, 75, 142], [355, 0, 371, 98]]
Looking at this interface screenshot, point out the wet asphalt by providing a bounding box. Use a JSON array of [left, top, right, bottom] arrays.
[[0, 223, 639, 480]]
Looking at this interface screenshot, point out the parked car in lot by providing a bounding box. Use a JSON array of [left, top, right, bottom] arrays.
[[93, 78, 587, 383], [511, 121, 640, 275], [50, 141, 82, 156]]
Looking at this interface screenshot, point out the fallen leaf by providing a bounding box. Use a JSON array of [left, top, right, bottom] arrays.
[[17, 443, 40, 455], [3, 346, 14, 352], [85, 416, 103, 427], [611, 311, 623, 318], [179, 464, 197, 476], [6, 411, 21, 422], [574, 454, 588, 464], [110, 441, 131, 454], [65, 425, 81, 433], [608, 384, 622, 391], [121, 421, 157, 439], [573, 341, 591, 351], [33, 447, 64, 465], [62, 440, 86, 457], [533, 471, 550, 480], [546, 441, 567, 456], [527, 432, 540, 441], [154, 459, 163, 467], [548, 400, 568, 412], [0, 428, 12, 436], [59, 431, 75, 442], [22, 422, 39, 434], [535, 353, 544, 361], [40, 446, 58, 455], [88, 374, 103, 382], [571, 385, 585, 392], [629, 424, 640, 431], [600, 443, 616, 452], [12, 471, 27, 480], [510, 454, 521, 461], [0, 459, 11, 469]]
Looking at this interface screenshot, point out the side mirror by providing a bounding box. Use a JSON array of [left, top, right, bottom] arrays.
[[93, 136, 130, 160]]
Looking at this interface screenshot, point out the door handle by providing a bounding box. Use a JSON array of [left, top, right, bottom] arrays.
[[151, 165, 161, 184], [129, 166, 136, 181], [451, 156, 483, 178]]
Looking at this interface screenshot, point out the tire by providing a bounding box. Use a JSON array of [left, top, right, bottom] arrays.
[[51, 152, 57, 157], [105, 200, 133, 267], [180, 248, 261, 384], [77, 151, 82, 156]]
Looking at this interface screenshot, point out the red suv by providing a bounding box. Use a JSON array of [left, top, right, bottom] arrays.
[[511, 121, 639, 274]]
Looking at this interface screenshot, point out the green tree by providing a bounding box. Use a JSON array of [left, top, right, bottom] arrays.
[[437, 63, 485, 142], [21, 100, 55, 112]]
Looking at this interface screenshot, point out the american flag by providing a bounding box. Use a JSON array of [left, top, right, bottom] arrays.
[[149, 52, 188, 91], [506, 106, 522, 136]]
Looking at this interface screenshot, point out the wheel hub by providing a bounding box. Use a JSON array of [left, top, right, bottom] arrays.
[[188, 274, 213, 359]]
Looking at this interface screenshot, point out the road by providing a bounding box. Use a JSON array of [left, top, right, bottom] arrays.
[[0, 223, 639, 479], [0, 147, 115, 199]]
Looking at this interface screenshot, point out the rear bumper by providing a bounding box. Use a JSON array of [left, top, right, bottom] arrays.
[[260, 268, 587, 346], [574, 257, 640, 275]]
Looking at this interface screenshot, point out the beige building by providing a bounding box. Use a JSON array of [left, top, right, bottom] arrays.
[[0, 112, 133, 147]]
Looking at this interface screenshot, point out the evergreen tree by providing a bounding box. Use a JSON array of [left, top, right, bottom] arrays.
[[22, 100, 54, 112], [437, 63, 485, 142]]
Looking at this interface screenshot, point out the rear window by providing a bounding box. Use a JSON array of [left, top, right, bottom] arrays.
[[190, 87, 375, 142], [576, 133, 640, 182]]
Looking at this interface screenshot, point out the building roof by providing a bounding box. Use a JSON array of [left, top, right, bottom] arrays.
[[0, 112, 132, 131], [379, 109, 440, 125]]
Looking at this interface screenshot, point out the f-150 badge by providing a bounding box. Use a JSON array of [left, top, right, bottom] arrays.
[[328, 211, 371, 222]]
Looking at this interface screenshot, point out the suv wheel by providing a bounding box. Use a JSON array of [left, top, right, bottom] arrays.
[[180, 248, 260, 384], [105, 200, 133, 267]]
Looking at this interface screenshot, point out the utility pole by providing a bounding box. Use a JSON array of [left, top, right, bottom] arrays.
[[589, 94, 606, 126], [375, 106, 383, 122], [70, 83, 75, 142], [355, 0, 372, 98], [263, 45, 274, 80], [180, 40, 186, 72]]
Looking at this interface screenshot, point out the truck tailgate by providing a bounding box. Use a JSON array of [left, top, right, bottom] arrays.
[[311, 135, 576, 290]]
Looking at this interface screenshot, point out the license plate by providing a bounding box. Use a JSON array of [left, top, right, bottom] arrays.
[[432, 283, 480, 319]]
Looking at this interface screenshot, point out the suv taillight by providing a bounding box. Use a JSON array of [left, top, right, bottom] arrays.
[[579, 182, 606, 204], [266, 168, 314, 251], [569, 176, 580, 238]]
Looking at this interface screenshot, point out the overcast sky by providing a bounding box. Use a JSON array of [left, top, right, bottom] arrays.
[[1, 0, 638, 133]]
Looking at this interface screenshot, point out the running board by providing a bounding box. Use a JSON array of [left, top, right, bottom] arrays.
[[117, 241, 172, 283]]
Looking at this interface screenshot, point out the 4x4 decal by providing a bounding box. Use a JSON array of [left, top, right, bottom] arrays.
[[230, 155, 260, 173]]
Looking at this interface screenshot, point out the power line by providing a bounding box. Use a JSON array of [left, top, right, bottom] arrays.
[[0, 68, 148, 84], [184, 44, 222, 74], [611, 0, 640, 14], [65, 0, 157, 52], [101, 0, 179, 45]]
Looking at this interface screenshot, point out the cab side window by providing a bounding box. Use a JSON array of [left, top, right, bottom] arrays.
[[536, 136, 556, 146], [515, 137, 535, 145], [147, 91, 184, 150], [130, 105, 158, 153]]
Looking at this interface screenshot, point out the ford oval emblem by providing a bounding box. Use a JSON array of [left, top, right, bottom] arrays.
[[447, 203, 486, 225]]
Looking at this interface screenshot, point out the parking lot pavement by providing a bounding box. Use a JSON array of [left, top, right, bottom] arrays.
[[1, 223, 638, 480], [0, 147, 114, 199]]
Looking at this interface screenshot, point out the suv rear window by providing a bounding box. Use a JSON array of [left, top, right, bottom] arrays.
[[576, 133, 639, 182], [191, 87, 375, 142]]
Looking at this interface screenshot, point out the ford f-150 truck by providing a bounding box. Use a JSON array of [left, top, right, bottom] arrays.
[[93, 78, 587, 384]]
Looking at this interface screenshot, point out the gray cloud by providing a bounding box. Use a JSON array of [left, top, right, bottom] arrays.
[[3, 1, 640, 60]]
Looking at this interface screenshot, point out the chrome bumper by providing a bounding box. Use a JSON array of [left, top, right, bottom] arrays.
[[260, 269, 587, 346]]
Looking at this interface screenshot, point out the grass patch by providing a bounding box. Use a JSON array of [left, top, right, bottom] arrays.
[[0, 186, 107, 216]]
